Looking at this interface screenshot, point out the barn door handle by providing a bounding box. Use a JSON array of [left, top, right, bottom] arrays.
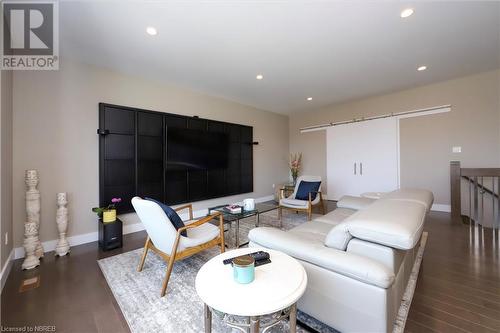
[[97, 129, 110, 136]]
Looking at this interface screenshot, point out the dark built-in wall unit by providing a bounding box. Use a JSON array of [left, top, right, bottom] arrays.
[[98, 103, 254, 214]]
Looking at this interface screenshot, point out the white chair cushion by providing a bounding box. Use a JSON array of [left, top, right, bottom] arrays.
[[280, 198, 309, 209], [313, 208, 355, 225], [337, 196, 376, 211], [132, 197, 179, 255], [179, 222, 220, 251]]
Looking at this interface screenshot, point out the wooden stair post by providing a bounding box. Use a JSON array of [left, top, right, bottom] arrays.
[[450, 161, 461, 223]]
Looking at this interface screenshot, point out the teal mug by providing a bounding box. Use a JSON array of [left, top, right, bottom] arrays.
[[232, 255, 255, 284]]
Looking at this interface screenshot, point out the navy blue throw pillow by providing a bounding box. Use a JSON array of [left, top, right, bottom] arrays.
[[145, 198, 187, 237], [295, 181, 321, 201]]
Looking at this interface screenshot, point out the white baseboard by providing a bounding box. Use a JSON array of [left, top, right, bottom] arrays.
[[1, 249, 14, 293], [255, 195, 275, 203], [431, 204, 451, 212], [13, 194, 276, 260]]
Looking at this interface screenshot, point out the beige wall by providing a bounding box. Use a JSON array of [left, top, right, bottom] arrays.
[[1, 69, 14, 267], [12, 59, 289, 248], [290, 69, 500, 205]]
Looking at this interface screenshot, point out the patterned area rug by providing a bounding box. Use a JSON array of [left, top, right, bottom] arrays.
[[98, 209, 426, 333]]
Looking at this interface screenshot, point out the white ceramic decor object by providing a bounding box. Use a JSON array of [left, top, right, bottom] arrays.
[[21, 222, 41, 270], [55, 192, 70, 256], [25, 170, 44, 258], [243, 198, 255, 211]]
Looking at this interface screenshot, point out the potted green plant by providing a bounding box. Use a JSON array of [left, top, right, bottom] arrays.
[[92, 197, 122, 223]]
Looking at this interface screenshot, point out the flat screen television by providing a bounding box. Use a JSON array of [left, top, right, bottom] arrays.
[[167, 127, 229, 170]]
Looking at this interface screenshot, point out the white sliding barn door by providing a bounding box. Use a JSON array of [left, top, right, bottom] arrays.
[[326, 117, 399, 200]]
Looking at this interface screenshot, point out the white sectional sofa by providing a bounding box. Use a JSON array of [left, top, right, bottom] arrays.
[[248, 188, 433, 333]]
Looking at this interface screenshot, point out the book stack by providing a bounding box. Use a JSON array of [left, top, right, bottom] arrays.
[[224, 205, 242, 214]]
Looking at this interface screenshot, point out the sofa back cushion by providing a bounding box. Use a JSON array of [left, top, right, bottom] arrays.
[[324, 223, 352, 250], [324, 195, 427, 250], [346, 199, 426, 249], [346, 238, 406, 274], [382, 188, 434, 211], [336, 195, 376, 210]]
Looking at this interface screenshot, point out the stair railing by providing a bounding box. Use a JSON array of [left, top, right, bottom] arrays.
[[450, 161, 500, 229]]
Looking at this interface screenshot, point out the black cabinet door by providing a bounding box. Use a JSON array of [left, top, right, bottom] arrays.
[[137, 112, 164, 201], [207, 121, 226, 197], [99, 105, 136, 213], [226, 124, 241, 194], [165, 115, 188, 204]]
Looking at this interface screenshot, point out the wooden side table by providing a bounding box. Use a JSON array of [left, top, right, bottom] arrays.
[[280, 183, 296, 199]]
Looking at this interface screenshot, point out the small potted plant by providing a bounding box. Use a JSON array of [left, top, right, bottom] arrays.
[[92, 198, 122, 223]]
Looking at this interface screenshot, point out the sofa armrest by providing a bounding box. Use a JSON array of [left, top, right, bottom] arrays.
[[248, 227, 395, 288]]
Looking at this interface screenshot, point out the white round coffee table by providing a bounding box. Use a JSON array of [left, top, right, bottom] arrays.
[[195, 247, 307, 333]]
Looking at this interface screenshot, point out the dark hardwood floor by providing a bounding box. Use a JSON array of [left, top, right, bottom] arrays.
[[2, 202, 499, 333], [406, 213, 500, 333]]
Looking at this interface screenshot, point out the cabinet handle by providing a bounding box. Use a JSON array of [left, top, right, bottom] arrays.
[[354, 162, 357, 175], [360, 162, 363, 175]]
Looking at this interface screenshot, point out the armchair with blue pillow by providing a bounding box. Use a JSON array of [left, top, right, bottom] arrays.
[[279, 175, 325, 222], [131, 197, 225, 297]]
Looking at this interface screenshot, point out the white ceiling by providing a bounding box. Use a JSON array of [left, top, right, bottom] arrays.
[[60, 1, 500, 114]]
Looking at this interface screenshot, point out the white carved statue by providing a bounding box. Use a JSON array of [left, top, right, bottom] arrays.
[[25, 169, 44, 258], [55, 192, 70, 256], [22, 222, 40, 270]]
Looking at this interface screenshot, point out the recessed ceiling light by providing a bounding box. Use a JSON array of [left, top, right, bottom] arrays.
[[256, 74, 264, 80], [400, 8, 414, 18], [306, 97, 313, 101], [146, 26, 157, 36], [417, 65, 427, 71]]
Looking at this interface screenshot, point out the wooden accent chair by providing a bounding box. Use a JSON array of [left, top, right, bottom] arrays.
[[279, 175, 325, 222], [131, 197, 225, 297]]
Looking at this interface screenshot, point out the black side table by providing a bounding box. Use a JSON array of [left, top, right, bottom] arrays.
[[98, 218, 123, 251]]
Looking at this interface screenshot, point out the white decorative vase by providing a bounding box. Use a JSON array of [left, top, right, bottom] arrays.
[[25, 170, 44, 258], [55, 192, 70, 257], [22, 222, 40, 270]]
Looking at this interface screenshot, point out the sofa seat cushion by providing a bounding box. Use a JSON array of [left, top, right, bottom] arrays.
[[280, 198, 309, 208], [314, 208, 356, 225], [344, 199, 426, 250], [289, 221, 333, 242], [382, 188, 434, 211], [248, 227, 395, 288], [336, 196, 376, 211]]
